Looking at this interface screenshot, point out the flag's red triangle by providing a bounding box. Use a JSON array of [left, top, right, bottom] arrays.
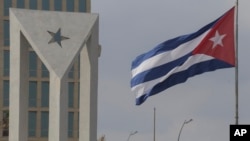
[[193, 7, 235, 66]]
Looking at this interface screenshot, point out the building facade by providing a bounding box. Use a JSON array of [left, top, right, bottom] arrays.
[[0, 0, 91, 141]]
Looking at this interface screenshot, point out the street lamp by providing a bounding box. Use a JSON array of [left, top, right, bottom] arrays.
[[177, 119, 193, 141], [127, 131, 138, 141]]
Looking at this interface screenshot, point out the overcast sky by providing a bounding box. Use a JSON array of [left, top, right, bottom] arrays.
[[91, 0, 250, 141]]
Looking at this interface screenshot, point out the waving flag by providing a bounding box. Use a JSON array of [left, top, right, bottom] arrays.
[[131, 7, 235, 105]]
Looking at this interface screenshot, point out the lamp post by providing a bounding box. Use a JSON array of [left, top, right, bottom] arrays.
[[177, 119, 193, 141], [127, 131, 138, 141]]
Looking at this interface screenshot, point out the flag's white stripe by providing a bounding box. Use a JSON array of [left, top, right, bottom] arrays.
[[131, 30, 210, 78], [132, 54, 214, 98]]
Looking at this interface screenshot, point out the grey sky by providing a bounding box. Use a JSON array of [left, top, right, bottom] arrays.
[[91, 0, 250, 140]]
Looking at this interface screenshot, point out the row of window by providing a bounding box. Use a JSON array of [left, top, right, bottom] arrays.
[[29, 81, 49, 107], [2, 111, 77, 137], [3, 80, 78, 108], [30, 111, 76, 137], [3, 50, 77, 78], [4, 0, 86, 16], [29, 51, 50, 77], [2, 50, 49, 77]]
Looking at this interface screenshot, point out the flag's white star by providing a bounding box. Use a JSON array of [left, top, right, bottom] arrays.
[[209, 30, 226, 49]]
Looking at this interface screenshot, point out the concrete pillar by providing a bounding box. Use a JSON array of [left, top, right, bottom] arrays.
[[49, 72, 68, 141], [79, 19, 99, 141], [9, 31, 29, 141]]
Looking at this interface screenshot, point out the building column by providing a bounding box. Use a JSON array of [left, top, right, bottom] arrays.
[[49, 71, 68, 141], [9, 31, 29, 141], [79, 20, 99, 141]]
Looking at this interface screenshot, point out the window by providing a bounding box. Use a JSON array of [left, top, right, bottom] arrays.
[[42, 0, 50, 10], [16, 0, 24, 8], [68, 82, 74, 108], [29, 81, 37, 107], [68, 112, 74, 137], [77, 112, 79, 137], [54, 0, 62, 11], [4, 20, 10, 46], [79, 0, 86, 12], [42, 63, 49, 78], [28, 112, 37, 137], [66, 0, 74, 12], [68, 66, 74, 78], [41, 82, 49, 107], [41, 112, 49, 137], [29, 51, 37, 77], [29, 0, 37, 9], [77, 56, 80, 79], [77, 82, 80, 108], [2, 111, 9, 136], [3, 80, 9, 107], [4, 0, 12, 16], [3, 50, 9, 76]]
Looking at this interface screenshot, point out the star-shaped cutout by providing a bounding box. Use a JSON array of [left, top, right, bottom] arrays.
[[209, 30, 226, 49], [47, 28, 70, 47]]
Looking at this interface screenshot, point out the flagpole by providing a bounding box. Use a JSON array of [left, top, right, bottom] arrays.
[[235, 0, 239, 125], [153, 107, 156, 141]]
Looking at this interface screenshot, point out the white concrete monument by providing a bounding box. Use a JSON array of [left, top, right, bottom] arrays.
[[9, 8, 99, 141]]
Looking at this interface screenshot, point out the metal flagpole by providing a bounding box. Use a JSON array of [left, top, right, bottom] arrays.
[[153, 107, 156, 141], [235, 0, 239, 125]]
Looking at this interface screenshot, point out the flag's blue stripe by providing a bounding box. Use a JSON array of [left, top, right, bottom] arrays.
[[131, 18, 219, 70], [135, 59, 234, 105], [131, 53, 192, 87]]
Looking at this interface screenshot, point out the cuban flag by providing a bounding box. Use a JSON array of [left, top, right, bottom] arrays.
[[131, 7, 235, 105]]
